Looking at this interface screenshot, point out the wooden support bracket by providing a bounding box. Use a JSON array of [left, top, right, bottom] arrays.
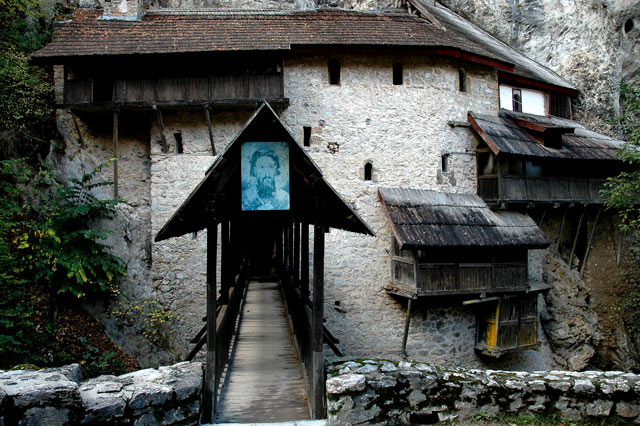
[[569, 205, 586, 269], [152, 105, 168, 153], [113, 109, 119, 199], [67, 109, 85, 148], [555, 205, 568, 254], [580, 206, 602, 278], [205, 104, 217, 156]]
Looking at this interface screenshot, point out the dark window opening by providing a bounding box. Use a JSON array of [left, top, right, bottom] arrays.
[[393, 63, 403, 85], [458, 68, 467, 92], [441, 154, 449, 173], [303, 126, 311, 147], [174, 132, 183, 154], [364, 162, 373, 181], [92, 79, 113, 102], [512, 89, 522, 112], [625, 19, 634, 33], [328, 59, 341, 85]]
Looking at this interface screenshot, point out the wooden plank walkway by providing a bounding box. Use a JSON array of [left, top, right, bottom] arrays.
[[216, 281, 310, 423]]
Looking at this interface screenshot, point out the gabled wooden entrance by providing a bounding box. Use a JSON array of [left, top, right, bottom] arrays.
[[155, 102, 373, 423]]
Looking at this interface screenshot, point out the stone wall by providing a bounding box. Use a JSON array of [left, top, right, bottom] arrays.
[[0, 362, 202, 425], [51, 52, 566, 371], [327, 359, 640, 425]]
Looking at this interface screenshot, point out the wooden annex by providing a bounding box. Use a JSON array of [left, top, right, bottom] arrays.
[[379, 187, 550, 357]]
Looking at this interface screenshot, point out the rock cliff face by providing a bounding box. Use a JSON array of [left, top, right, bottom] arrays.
[[436, 0, 640, 132]]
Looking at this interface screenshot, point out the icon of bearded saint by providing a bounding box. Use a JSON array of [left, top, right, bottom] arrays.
[[242, 147, 290, 211]]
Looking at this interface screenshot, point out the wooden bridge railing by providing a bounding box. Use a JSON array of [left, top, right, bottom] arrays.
[[279, 221, 327, 419], [201, 220, 248, 424]]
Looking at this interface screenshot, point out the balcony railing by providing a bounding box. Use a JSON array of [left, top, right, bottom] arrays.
[[64, 72, 285, 107], [478, 175, 606, 204]]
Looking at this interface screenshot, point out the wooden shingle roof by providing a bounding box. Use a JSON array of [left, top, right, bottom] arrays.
[[469, 110, 624, 161], [378, 187, 549, 249], [32, 8, 513, 68]]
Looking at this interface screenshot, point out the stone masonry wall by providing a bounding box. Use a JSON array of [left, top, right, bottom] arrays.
[[327, 359, 640, 425], [0, 362, 202, 425], [56, 53, 559, 370]]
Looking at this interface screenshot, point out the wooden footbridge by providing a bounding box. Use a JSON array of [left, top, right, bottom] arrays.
[[153, 103, 373, 423]]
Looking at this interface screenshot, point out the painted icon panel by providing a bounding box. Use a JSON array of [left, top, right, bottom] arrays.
[[241, 142, 290, 211]]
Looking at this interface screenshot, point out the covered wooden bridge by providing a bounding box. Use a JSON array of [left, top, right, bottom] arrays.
[[155, 102, 373, 423]]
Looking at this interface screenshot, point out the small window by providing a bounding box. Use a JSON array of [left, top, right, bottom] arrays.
[[92, 78, 113, 102], [393, 63, 403, 85], [364, 162, 373, 181], [303, 126, 311, 147], [625, 18, 634, 33], [512, 89, 522, 112], [441, 154, 449, 173], [174, 132, 183, 154], [458, 68, 467, 92], [328, 59, 341, 85]]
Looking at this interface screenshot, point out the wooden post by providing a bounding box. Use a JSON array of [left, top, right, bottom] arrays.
[[113, 110, 119, 199], [205, 105, 216, 156], [68, 109, 85, 148], [221, 220, 230, 304], [152, 105, 168, 153], [555, 205, 568, 254], [402, 298, 414, 357], [569, 205, 586, 269], [202, 223, 218, 424], [283, 224, 290, 270], [311, 224, 325, 419], [580, 206, 602, 278], [294, 222, 300, 285], [301, 222, 310, 301], [289, 222, 295, 275]]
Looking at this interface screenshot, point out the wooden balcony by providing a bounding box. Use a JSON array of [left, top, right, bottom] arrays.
[[63, 72, 286, 109], [478, 175, 607, 205], [388, 257, 528, 298]]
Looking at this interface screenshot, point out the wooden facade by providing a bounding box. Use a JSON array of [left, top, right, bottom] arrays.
[[477, 150, 609, 205], [63, 56, 286, 108], [388, 243, 528, 298], [473, 292, 540, 357]]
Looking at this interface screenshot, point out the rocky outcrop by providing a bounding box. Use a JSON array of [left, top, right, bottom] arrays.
[[327, 359, 640, 425], [0, 362, 202, 425], [436, 0, 640, 131], [540, 251, 602, 370]]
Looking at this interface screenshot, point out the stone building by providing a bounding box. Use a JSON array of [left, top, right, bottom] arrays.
[[33, 0, 632, 376]]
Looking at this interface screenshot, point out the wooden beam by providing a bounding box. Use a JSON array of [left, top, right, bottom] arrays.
[[617, 229, 625, 266], [68, 109, 85, 148], [580, 206, 602, 278], [301, 222, 309, 300], [152, 105, 168, 153], [311, 224, 325, 419], [555, 205, 568, 254], [221, 220, 230, 305], [205, 105, 217, 156], [569, 205, 586, 269], [294, 221, 300, 285], [113, 109, 119, 199], [402, 298, 414, 357], [201, 223, 218, 424]]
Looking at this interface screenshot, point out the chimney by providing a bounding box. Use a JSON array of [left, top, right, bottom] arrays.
[[102, 0, 143, 20]]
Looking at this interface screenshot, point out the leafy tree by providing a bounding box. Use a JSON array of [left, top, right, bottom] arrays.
[[0, 159, 126, 366], [602, 81, 640, 237]]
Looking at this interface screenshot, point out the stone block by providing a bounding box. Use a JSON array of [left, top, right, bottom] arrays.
[[326, 374, 366, 394], [19, 407, 70, 426], [616, 401, 639, 418]]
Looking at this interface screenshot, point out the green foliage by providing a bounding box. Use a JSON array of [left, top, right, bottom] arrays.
[[602, 81, 640, 238], [76, 337, 127, 379], [0, 0, 55, 160], [113, 298, 181, 350], [0, 159, 126, 367]]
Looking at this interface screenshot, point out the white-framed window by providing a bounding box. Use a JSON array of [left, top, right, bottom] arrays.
[[499, 85, 546, 116]]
